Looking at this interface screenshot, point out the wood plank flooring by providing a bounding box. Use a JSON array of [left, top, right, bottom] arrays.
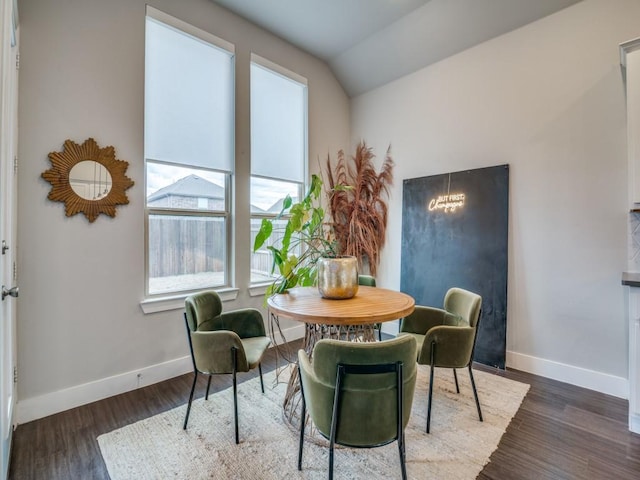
[[8, 340, 640, 479]]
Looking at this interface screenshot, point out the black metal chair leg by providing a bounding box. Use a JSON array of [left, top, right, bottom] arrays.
[[328, 366, 345, 480], [397, 362, 407, 480], [329, 444, 335, 480], [468, 363, 483, 422], [258, 363, 265, 394], [205, 375, 212, 400], [298, 379, 306, 471], [453, 368, 460, 393], [378, 325, 382, 341], [427, 342, 436, 434], [399, 431, 407, 480], [183, 371, 198, 430], [232, 347, 239, 444]]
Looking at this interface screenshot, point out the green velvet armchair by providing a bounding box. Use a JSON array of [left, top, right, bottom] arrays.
[[183, 290, 271, 443], [297, 335, 417, 480], [358, 274, 382, 341], [399, 287, 483, 433]]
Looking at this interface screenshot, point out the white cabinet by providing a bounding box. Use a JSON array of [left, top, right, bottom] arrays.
[[624, 276, 640, 433]]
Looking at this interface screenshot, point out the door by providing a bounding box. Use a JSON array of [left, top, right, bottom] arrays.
[[0, 0, 18, 479]]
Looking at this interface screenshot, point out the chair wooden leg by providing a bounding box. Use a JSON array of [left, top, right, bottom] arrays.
[[427, 342, 436, 434], [468, 363, 483, 422], [258, 363, 265, 394], [453, 368, 460, 393], [183, 371, 198, 430], [297, 379, 306, 471], [205, 375, 212, 400], [232, 347, 239, 444]]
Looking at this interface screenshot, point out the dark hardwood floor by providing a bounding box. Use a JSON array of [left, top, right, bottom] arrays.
[[8, 339, 640, 479]]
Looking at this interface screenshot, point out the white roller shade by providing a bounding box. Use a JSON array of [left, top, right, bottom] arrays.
[[145, 15, 234, 172], [251, 61, 306, 183]]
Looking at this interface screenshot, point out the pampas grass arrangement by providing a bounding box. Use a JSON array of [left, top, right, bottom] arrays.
[[325, 141, 394, 276]]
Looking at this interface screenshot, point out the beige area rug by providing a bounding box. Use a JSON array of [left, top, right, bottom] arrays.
[[98, 365, 529, 479]]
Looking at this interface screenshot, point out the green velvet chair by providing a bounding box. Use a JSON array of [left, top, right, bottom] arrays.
[[398, 287, 483, 433], [358, 274, 382, 341], [183, 290, 271, 443], [297, 335, 417, 480]]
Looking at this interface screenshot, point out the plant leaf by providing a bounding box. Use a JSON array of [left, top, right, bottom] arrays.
[[253, 218, 273, 252]]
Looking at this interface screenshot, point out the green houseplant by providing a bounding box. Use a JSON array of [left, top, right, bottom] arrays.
[[253, 174, 339, 295], [253, 141, 393, 297]]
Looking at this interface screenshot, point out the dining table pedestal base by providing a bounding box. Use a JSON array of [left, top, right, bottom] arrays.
[[266, 286, 416, 443], [279, 321, 378, 442]]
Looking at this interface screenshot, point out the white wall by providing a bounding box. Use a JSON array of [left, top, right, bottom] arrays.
[[16, 0, 349, 422], [352, 0, 638, 396]]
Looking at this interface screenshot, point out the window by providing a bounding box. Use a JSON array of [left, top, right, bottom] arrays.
[[145, 7, 234, 296], [250, 56, 308, 283]]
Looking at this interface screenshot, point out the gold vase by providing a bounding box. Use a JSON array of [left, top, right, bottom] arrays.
[[317, 255, 359, 299]]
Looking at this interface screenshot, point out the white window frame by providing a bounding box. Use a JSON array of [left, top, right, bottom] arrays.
[[143, 7, 236, 307], [249, 55, 308, 291]]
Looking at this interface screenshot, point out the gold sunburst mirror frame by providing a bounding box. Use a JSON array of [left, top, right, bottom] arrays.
[[42, 138, 134, 223]]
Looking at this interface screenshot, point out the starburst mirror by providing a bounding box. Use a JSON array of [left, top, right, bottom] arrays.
[[42, 138, 134, 223]]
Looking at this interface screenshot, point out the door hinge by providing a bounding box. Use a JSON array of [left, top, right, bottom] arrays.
[[13, 366, 17, 384], [13, 156, 18, 174], [15, 53, 19, 70], [13, 261, 17, 281]]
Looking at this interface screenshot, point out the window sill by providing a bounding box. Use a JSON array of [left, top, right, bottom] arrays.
[[139, 288, 240, 314], [248, 282, 271, 297]]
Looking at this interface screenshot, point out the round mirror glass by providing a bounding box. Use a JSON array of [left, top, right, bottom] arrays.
[[69, 160, 113, 200]]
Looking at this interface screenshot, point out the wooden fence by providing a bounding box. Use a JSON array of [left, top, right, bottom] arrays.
[[148, 215, 225, 277], [148, 216, 283, 279]]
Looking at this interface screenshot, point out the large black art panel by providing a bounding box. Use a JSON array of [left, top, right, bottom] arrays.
[[400, 165, 509, 368]]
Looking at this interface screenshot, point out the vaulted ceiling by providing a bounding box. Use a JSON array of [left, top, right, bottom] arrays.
[[210, 0, 583, 97]]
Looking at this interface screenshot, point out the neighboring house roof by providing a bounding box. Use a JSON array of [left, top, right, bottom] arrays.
[[147, 174, 224, 202], [148, 175, 297, 213]]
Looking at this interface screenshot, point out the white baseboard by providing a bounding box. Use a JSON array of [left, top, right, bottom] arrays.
[[506, 350, 628, 399], [287, 326, 628, 400], [270, 323, 305, 345], [629, 412, 640, 433], [16, 356, 193, 425], [16, 324, 307, 425], [18, 329, 624, 425], [381, 319, 400, 336], [630, 412, 640, 434]]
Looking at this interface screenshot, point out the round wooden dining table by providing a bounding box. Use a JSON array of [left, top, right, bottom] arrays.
[[268, 285, 415, 325], [267, 285, 415, 436]]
